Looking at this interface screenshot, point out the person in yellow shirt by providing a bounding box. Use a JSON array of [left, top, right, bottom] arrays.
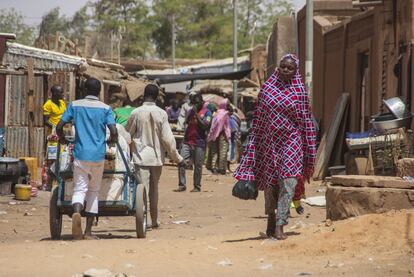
[[43, 85, 66, 134]]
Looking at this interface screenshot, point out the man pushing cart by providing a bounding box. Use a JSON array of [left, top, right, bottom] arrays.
[[56, 77, 118, 240]]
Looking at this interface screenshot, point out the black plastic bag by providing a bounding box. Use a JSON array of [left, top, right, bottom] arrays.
[[232, 180, 258, 200]]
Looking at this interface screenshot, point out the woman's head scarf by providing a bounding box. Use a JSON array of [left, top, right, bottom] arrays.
[[207, 98, 231, 142]]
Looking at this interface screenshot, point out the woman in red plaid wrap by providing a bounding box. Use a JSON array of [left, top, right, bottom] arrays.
[[234, 54, 316, 239]]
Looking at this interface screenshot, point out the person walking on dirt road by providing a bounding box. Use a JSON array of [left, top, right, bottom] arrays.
[[234, 54, 316, 240], [175, 93, 212, 192], [126, 84, 184, 229], [56, 77, 118, 240]]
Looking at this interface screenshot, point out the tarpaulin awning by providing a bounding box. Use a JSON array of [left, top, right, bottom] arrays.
[[136, 68, 253, 84]]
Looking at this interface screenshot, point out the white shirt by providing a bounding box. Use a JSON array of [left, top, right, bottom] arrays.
[[176, 102, 193, 131], [126, 102, 183, 166]]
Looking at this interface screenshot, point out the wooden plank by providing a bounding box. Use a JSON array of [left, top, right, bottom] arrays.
[[27, 58, 35, 114], [313, 93, 350, 180], [369, 180, 414, 190], [331, 175, 414, 189], [326, 184, 414, 221], [330, 102, 349, 166], [313, 133, 327, 178], [26, 58, 35, 157], [26, 58, 34, 93]]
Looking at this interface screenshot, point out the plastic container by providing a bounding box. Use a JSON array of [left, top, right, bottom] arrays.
[[19, 157, 38, 181], [14, 184, 31, 201]]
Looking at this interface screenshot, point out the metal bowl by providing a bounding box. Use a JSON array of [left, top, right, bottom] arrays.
[[383, 97, 410, 118], [370, 112, 413, 132]]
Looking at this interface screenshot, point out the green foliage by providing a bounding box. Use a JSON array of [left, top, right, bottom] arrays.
[[150, 0, 293, 59], [32, 0, 293, 59], [0, 8, 35, 45], [38, 7, 70, 38], [151, 0, 234, 59], [238, 0, 294, 49], [91, 0, 155, 57]]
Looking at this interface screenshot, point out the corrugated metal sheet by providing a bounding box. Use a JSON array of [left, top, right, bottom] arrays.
[[3, 42, 85, 72], [33, 127, 44, 166], [33, 76, 44, 127], [7, 75, 27, 126], [6, 75, 45, 127], [5, 126, 29, 158]]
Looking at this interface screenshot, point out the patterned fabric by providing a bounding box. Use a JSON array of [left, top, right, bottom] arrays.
[[210, 133, 229, 172], [207, 99, 231, 142], [293, 176, 305, 202], [234, 54, 316, 191], [264, 178, 297, 226]]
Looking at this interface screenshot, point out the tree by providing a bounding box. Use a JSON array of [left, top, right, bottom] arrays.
[[34, 0, 293, 59], [151, 0, 234, 59], [91, 0, 155, 58], [238, 0, 294, 49], [70, 6, 91, 42], [150, 0, 293, 59], [38, 7, 70, 39], [0, 8, 35, 45]]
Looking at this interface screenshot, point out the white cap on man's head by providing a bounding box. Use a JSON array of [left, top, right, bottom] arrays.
[[189, 91, 197, 96]]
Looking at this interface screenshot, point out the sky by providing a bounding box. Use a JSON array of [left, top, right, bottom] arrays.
[[0, 0, 306, 26]]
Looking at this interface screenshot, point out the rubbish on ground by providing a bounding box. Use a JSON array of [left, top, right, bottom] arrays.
[[290, 221, 306, 230], [172, 220, 190, 225], [82, 268, 113, 277], [81, 254, 93, 259], [325, 219, 333, 227], [8, 201, 18, 205], [303, 196, 326, 207], [24, 212, 33, 216], [403, 176, 414, 182], [316, 188, 326, 193], [217, 258, 233, 267], [124, 263, 135, 268], [125, 249, 137, 254], [325, 261, 344, 268], [207, 245, 218, 250], [0, 211, 7, 215], [259, 263, 273, 270]]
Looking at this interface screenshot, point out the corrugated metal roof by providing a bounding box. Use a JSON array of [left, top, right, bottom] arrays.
[[3, 42, 86, 72]]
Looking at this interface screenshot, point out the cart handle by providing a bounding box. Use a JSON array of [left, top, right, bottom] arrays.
[[116, 141, 133, 177]]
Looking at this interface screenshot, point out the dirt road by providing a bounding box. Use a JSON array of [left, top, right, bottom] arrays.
[[0, 165, 413, 276]]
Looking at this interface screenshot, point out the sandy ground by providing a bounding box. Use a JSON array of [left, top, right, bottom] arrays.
[[0, 165, 413, 277]]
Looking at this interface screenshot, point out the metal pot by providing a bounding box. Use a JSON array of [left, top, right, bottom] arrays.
[[370, 112, 413, 132], [383, 97, 410, 119], [0, 157, 19, 183]]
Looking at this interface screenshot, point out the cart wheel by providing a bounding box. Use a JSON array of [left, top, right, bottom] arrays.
[[135, 184, 147, 238], [49, 184, 62, 240]]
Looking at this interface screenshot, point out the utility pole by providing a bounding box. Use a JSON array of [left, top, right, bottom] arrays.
[[305, 0, 314, 107], [171, 14, 176, 71], [232, 0, 238, 107]]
